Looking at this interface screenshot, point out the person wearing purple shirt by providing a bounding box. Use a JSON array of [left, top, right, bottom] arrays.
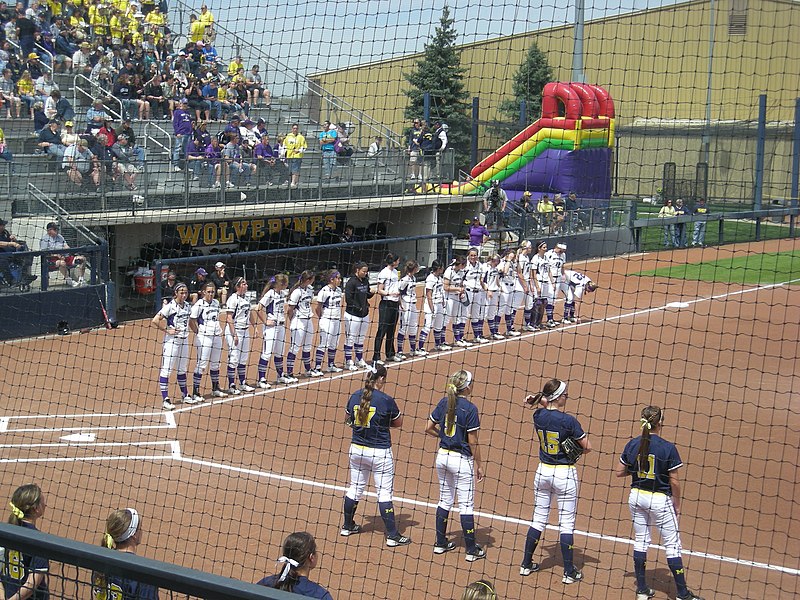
[[185, 138, 205, 182], [468, 216, 490, 246], [254, 135, 286, 185], [205, 138, 223, 188], [171, 98, 193, 170]]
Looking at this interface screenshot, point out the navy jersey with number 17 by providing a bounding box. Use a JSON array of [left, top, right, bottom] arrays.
[[619, 435, 683, 495], [346, 389, 401, 449], [430, 396, 480, 457]]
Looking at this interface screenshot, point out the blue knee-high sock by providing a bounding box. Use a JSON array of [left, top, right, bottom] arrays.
[[418, 330, 428, 350], [565, 302, 575, 319], [273, 356, 284, 376], [505, 312, 515, 331], [524, 308, 532, 325], [176, 373, 188, 396], [237, 364, 247, 384], [396, 332, 405, 353], [435, 507, 449, 546], [471, 320, 481, 338], [354, 343, 364, 361], [378, 501, 397, 537], [285, 352, 296, 374], [546, 303, 555, 320], [301, 350, 311, 371], [343, 496, 358, 529], [327, 348, 337, 366], [227, 365, 236, 386], [434, 329, 443, 347], [522, 526, 542, 566], [408, 334, 417, 352], [460, 514, 476, 551], [344, 344, 353, 362], [633, 550, 648, 592], [560, 533, 575, 573], [210, 369, 220, 386], [192, 371, 202, 389], [313, 348, 325, 369], [667, 556, 688, 597], [258, 357, 268, 380], [159, 376, 169, 399], [489, 316, 499, 335]]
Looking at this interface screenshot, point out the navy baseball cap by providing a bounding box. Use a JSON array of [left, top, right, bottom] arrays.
[[195, 267, 207, 276]]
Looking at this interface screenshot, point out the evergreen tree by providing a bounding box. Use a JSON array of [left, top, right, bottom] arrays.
[[403, 5, 471, 170], [498, 42, 554, 127]]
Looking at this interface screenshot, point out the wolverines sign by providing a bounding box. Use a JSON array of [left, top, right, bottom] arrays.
[[166, 214, 340, 248]]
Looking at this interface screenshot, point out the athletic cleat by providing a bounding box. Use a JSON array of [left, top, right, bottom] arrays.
[[635, 588, 655, 600], [454, 339, 470, 347], [339, 524, 361, 537], [162, 398, 175, 411], [258, 378, 272, 389], [307, 369, 324, 377], [561, 318, 573, 325], [327, 365, 343, 373], [277, 374, 297, 384], [212, 388, 228, 398], [188, 394, 204, 404], [391, 354, 405, 362], [356, 359, 369, 368], [346, 360, 359, 371], [228, 386, 241, 395], [474, 336, 490, 343], [182, 395, 194, 404], [465, 546, 487, 562], [414, 348, 429, 356], [519, 563, 540, 576], [506, 329, 521, 337], [439, 343, 453, 350], [562, 569, 583, 584], [386, 534, 412, 547], [676, 592, 703, 600], [492, 333, 505, 340], [433, 541, 456, 554], [239, 383, 255, 392], [547, 320, 558, 328], [522, 325, 537, 332]]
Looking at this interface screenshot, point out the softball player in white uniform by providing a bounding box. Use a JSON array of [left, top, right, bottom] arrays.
[[498, 249, 520, 336], [397, 260, 423, 356], [562, 270, 597, 324], [151, 283, 192, 410], [482, 254, 503, 339], [543, 243, 568, 327], [285, 271, 319, 379], [530, 242, 549, 328], [443, 256, 470, 347], [418, 260, 448, 352], [463, 249, 488, 343], [521, 378, 591, 583], [224, 278, 256, 394], [341, 363, 411, 547], [515, 242, 536, 331], [255, 274, 289, 387], [314, 271, 344, 373], [343, 262, 373, 370], [425, 369, 486, 561], [615, 406, 703, 600], [189, 282, 227, 402]]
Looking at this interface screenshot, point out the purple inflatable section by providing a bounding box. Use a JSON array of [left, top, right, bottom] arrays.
[[502, 147, 612, 205]]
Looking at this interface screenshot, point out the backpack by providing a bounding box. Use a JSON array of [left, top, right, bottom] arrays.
[[434, 132, 444, 150]]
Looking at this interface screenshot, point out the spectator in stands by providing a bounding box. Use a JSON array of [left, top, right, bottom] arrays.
[[551, 193, 566, 234], [15, 11, 38, 57], [318, 120, 337, 180], [32, 101, 47, 133], [188, 267, 208, 302], [34, 69, 57, 104], [227, 54, 243, 78], [284, 123, 306, 189], [185, 135, 205, 182], [240, 118, 259, 146], [246, 64, 269, 108], [93, 508, 159, 600], [188, 13, 204, 43], [110, 135, 141, 190], [171, 97, 192, 171], [222, 80, 242, 115], [537, 193, 554, 231], [86, 98, 109, 134], [60, 119, 79, 147], [0, 127, 12, 165], [417, 121, 437, 182], [199, 4, 214, 31], [469, 216, 490, 247], [40, 222, 87, 286], [72, 40, 93, 76], [0, 218, 22, 250], [16, 69, 36, 119], [98, 118, 116, 147], [0, 67, 21, 118], [193, 119, 212, 148], [483, 179, 508, 230], [185, 74, 210, 121], [38, 119, 66, 159], [63, 138, 100, 189], [257, 532, 331, 599], [1, 484, 50, 600], [201, 76, 222, 120], [205, 136, 223, 188], [114, 73, 148, 121], [118, 118, 145, 162], [657, 199, 676, 248], [222, 132, 254, 187], [91, 133, 115, 182], [673, 198, 688, 248], [692, 197, 709, 247], [44, 89, 74, 122], [25, 52, 43, 80], [209, 260, 229, 302], [160, 270, 180, 303], [254, 134, 281, 185], [5, 53, 23, 82], [143, 72, 167, 118]]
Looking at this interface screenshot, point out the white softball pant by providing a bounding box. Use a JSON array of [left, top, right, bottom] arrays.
[[541, 281, 563, 305], [564, 284, 587, 303], [160, 335, 190, 377], [289, 318, 314, 354], [194, 333, 222, 374], [399, 306, 419, 337], [260, 324, 286, 361], [466, 289, 486, 321], [530, 464, 579, 534], [628, 489, 683, 558], [422, 305, 446, 333], [435, 448, 475, 515], [446, 296, 467, 325], [318, 317, 341, 351], [225, 327, 251, 367], [485, 291, 500, 321], [344, 313, 369, 347], [346, 444, 395, 503], [499, 289, 516, 316]]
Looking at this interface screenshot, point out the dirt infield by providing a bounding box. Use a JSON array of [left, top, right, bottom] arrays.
[[1, 238, 798, 599]]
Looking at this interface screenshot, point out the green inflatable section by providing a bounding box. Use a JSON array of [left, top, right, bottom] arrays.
[[466, 136, 610, 195]]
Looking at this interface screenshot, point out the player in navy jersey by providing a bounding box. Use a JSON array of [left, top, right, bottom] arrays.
[[2, 484, 49, 600], [425, 370, 487, 562], [92, 508, 158, 600], [520, 378, 591, 583], [257, 532, 332, 599], [616, 406, 704, 600], [151, 282, 192, 410], [189, 282, 228, 401], [341, 364, 411, 547]]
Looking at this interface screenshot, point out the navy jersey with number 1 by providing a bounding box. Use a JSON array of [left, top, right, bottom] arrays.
[[619, 435, 683, 495]]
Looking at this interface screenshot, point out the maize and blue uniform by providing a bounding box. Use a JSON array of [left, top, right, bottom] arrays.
[[2, 522, 49, 600], [92, 573, 158, 600], [257, 575, 332, 600], [429, 395, 481, 553]]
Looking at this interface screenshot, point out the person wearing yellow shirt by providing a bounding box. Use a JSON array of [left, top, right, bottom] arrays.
[[189, 14, 205, 43], [283, 123, 306, 189], [228, 57, 244, 78], [109, 11, 125, 45], [199, 4, 214, 28], [15, 71, 36, 120], [144, 6, 166, 29], [537, 194, 555, 234]]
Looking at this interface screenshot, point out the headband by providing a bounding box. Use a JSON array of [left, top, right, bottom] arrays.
[[174, 283, 188, 293], [456, 370, 473, 391], [328, 271, 340, 281], [8, 501, 24, 520], [115, 508, 140, 543], [276, 556, 299, 583], [556, 243, 567, 250], [537, 241, 547, 249], [547, 380, 567, 401], [474, 581, 495, 597]]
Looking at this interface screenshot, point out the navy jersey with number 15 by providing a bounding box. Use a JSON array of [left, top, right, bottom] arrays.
[[346, 389, 401, 449], [533, 408, 586, 466]]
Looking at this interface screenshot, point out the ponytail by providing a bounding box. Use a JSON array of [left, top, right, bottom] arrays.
[[525, 378, 565, 409], [271, 532, 317, 593], [8, 484, 42, 526], [289, 270, 315, 295], [357, 364, 387, 426], [638, 406, 662, 473], [445, 370, 473, 434]]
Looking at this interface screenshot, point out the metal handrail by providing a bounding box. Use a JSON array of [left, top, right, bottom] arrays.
[[27, 183, 104, 245], [143, 121, 174, 156], [72, 73, 123, 121], [34, 43, 54, 75], [6, 39, 52, 74]]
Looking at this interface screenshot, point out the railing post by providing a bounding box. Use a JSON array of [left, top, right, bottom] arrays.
[[753, 93, 767, 240], [471, 97, 479, 169]]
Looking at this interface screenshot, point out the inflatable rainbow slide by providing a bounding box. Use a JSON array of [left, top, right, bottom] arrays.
[[438, 82, 615, 203]]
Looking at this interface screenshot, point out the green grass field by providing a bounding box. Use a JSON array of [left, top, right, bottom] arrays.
[[634, 250, 800, 285]]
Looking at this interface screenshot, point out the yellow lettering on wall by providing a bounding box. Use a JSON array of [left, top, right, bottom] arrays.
[[267, 218, 282, 234], [324, 215, 336, 231], [293, 217, 308, 233], [252, 219, 265, 239], [203, 223, 218, 245], [176, 225, 202, 246], [232, 221, 249, 240], [218, 222, 234, 244], [309, 215, 323, 234]]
